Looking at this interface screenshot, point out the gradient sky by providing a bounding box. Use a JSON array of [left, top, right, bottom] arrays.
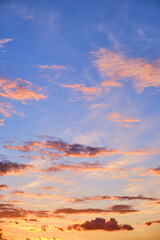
[[0, 0, 160, 239]]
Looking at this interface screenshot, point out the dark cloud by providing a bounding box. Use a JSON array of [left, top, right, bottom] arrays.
[[0, 185, 8, 190], [68, 195, 111, 203], [0, 161, 32, 176], [67, 217, 134, 231], [0, 229, 7, 240], [54, 205, 138, 215], [68, 194, 159, 203], [112, 195, 159, 201], [0, 203, 51, 219], [148, 167, 160, 176], [144, 220, 160, 226]]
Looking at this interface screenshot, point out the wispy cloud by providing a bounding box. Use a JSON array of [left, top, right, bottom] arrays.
[[92, 48, 160, 93], [42, 162, 105, 173], [35, 64, 70, 71], [61, 83, 103, 100], [107, 112, 141, 128], [0, 39, 13, 48], [67, 217, 134, 231]]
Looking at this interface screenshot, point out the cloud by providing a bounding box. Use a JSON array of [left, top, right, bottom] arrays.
[[61, 83, 102, 99], [0, 161, 32, 176], [0, 228, 7, 240], [0, 78, 47, 102], [0, 203, 51, 219], [0, 185, 8, 190], [67, 217, 134, 231], [92, 48, 160, 93], [144, 220, 160, 226], [148, 167, 160, 176], [35, 64, 69, 71], [67, 194, 159, 203], [54, 205, 138, 215], [4, 137, 122, 159], [107, 113, 141, 128], [42, 162, 105, 173], [4, 137, 160, 164], [112, 195, 159, 201], [0, 39, 13, 48], [67, 195, 111, 203], [11, 190, 53, 199], [0, 102, 15, 117]]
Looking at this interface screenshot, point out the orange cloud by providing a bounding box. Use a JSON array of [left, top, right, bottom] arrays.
[[42, 162, 105, 173], [0, 119, 5, 126], [0, 78, 47, 102], [0, 39, 13, 48], [4, 138, 122, 158], [107, 112, 141, 128], [4, 137, 160, 165], [92, 48, 160, 93], [67, 217, 134, 231], [0, 185, 8, 190], [61, 83, 102, 99], [0, 102, 15, 117], [148, 167, 160, 176]]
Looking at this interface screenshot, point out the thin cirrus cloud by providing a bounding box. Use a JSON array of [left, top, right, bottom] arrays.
[[61, 83, 103, 99], [0, 39, 13, 48], [91, 48, 160, 93], [67, 217, 134, 231], [10, 190, 54, 199], [107, 113, 141, 128]]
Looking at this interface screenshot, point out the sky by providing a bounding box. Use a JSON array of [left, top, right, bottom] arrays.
[[0, 0, 160, 239]]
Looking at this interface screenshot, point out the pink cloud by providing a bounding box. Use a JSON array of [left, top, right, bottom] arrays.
[[0, 39, 13, 48], [92, 48, 160, 93]]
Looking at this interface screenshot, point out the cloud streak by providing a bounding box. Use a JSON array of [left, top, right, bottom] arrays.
[[54, 205, 138, 215], [107, 113, 141, 128]]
